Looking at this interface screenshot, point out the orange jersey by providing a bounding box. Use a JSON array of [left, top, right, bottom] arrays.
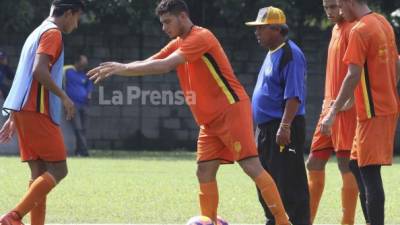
[[343, 13, 400, 120], [22, 28, 63, 117], [152, 26, 249, 124], [324, 21, 355, 100]]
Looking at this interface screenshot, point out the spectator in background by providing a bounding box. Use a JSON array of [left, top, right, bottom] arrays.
[[0, 51, 15, 99], [64, 54, 93, 157]]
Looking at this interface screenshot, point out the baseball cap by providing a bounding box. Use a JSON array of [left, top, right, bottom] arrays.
[[245, 6, 286, 26]]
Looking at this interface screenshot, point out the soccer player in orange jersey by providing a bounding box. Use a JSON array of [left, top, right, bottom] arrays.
[[306, 0, 359, 224], [88, 0, 290, 224], [0, 1, 84, 225], [321, 0, 400, 224]]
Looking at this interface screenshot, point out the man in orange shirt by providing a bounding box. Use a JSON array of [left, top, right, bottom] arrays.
[[0, 1, 84, 225], [321, 0, 400, 224], [88, 0, 290, 224], [306, 0, 359, 224]]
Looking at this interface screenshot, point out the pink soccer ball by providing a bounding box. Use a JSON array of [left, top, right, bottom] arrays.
[[186, 216, 214, 225], [217, 216, 229, 225]]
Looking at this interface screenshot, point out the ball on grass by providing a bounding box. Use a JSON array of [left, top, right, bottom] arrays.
[[186, 216, 214, 225]]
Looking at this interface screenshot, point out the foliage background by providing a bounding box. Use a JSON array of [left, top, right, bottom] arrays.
[[1, 0, 399, 35]]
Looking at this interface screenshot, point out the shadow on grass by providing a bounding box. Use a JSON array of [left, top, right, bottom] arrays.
[[73, 150, 197, 161]]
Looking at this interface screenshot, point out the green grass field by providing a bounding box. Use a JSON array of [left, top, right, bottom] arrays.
[[0, 151, 399, 224]]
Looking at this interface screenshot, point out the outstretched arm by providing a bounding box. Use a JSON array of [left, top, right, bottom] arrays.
[[87, 52, 185, 84]]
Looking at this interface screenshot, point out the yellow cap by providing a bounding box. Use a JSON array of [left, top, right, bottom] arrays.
[[245, 6, 286, 26]]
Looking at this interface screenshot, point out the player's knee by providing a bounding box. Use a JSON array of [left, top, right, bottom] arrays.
[[56, 167, 68, 182], [28, 161, 47, 180], [30, 167, 46, 180], [348, 160, 358, 174], [306, 156, 326, 171], [338, 161, 351, 173], [196, 164, 215, 181], [367, 190, 385, 205], [238, 158, 262, 178], [48, 166, 68, 183], [305, 158, 313, 170]]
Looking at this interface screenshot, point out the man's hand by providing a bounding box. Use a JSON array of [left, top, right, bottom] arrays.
[[276, 123, 291, 146], [320, 109, 336, 136], [0, 116, 15, 143], [87, 62, 126, 84], [62, 94, 75, 121]]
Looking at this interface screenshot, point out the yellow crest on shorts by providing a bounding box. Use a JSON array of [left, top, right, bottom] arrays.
[[233, 141, 242, 152]]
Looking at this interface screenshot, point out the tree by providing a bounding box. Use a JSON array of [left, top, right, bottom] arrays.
[[0, 0, 398, 35]]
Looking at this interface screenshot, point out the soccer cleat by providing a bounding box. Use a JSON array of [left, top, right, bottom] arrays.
[[0, 211, 24, 225]]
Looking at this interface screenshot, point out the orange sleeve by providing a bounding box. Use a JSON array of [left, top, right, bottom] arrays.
[[177, 31, 211, 62], [343, 29, 367, 67], [36, 29, 63, 65], [151, 39, 179, 59]]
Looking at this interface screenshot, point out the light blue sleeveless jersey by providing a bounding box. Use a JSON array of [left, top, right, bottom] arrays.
[[2, 20, 64, 125]]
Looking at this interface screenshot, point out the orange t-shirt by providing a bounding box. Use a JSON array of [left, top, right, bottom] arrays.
[[324, 21, 355, 100], [343, 13, 399, 120], [22, 28, 63, 116], [152, 26, 249, 124]]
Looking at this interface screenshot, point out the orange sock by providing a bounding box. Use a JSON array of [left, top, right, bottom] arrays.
[[341, 172, 358, 225], [28, 180, 47, 225], [308, 170, 325, 224], [199, 181, 218, 222], [13, 172, 56, 218], [254, 171, 289, 225]]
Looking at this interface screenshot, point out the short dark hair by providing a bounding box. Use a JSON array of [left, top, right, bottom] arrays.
[[155, 0, 189, 16], [51, 0, 85, 17], [269, 24, 289, 38], [279, 24, 289, 37]]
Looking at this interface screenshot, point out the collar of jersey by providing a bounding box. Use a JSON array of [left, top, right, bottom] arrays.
[[269, 42, 286, 54]]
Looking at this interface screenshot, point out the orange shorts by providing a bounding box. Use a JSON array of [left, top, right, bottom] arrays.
[[14, 111, 67, 162], [311, 100, 356, 154], [197, 100, 258, 163], [351, 114, 399, 167]]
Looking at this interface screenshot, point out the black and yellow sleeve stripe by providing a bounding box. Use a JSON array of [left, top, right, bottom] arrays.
[[201, 53, 239, 104], [36, 83, 45, 114], [360, 62, 375, 118]]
